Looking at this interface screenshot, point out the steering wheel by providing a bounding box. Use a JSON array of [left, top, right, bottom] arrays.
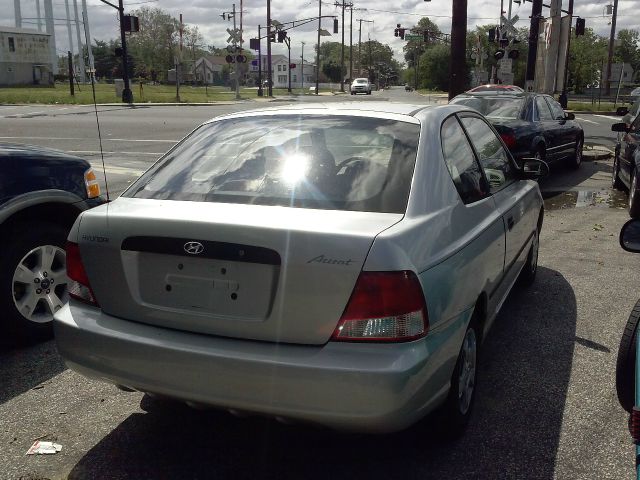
[[336, 156, 370, 172]]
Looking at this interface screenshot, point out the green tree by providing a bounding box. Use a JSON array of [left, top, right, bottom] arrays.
[[91, 39, 120, 80], [568, 27, 608, 93], [419, 43, 452, 90], [403, 17, 441, 66], [614, 29, 640, 80]]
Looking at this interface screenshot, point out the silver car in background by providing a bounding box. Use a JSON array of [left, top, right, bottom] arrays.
[[54, 103, 544, 434]]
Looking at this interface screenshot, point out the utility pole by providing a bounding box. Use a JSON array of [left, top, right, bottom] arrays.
[[118, 0, 133, 102], [301, 41, 305, 91], [231, 5, 240, 100], [560, 0, 573, 108], [525, 0, 543, 92], [605, 0, 618, 96], [285, 35, 291, 93], [258, 25, 263, 96], [64, 0, 75, 71], [349, 6, 353, 84], [335, 1, 352, 92], [315, 0, 321, 95], [68, 51, 75, 96], [267, 0, 273, 96], [176, 13, 183, 102], [72, 0, 85, 83], [449, 0, 467, 100]]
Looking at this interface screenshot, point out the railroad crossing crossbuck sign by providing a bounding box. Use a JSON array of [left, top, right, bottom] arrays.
[[227, 28, 241, 44]]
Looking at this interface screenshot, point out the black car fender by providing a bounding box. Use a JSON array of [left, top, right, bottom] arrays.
[[0, 189, 90, 227]]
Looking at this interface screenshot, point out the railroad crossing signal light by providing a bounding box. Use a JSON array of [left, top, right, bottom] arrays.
[[494, 49, 505, 60], [334, 18, 339, 34], [508, 49, 519, 59], [575, 18, 586, 36]]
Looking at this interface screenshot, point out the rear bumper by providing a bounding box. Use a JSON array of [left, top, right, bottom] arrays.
[[54, 301, 456, 432]]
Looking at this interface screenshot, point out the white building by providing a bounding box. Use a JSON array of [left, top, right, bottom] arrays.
[[250, 54, 316, 88], [193, 55, 226, 85], [0, 26, 53, 86]]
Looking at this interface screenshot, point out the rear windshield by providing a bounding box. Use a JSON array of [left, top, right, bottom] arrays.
[[450, 97, 525, 119], [125, 115, 420, 214]]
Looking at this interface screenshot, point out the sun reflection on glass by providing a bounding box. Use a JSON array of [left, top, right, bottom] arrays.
[[280, 154, 310, 185]]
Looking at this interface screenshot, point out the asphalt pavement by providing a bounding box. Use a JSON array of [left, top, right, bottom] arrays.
[[0, 88, 637, 479]]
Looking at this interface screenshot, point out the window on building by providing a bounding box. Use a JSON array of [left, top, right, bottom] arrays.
[[278, 65, 281, 71], [283, 65, 287, 71], [293, 75, 297, 82], [8, 37, 15, 52], [278, 75, 287, 83]]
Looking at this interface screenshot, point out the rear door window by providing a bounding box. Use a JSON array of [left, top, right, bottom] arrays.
[[125, 115, 420, 214], [535, 97, 553, 121], [459, 115, 517, 194], [545, 97, 566, 120], [440, 116, 488, 204]]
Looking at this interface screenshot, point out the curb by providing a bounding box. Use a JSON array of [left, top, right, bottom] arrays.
[[583, 145, 613, 161]]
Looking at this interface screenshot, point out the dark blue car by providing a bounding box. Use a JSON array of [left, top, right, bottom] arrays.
[[450, 92, 584, 170], [0, 143, 105, 343]]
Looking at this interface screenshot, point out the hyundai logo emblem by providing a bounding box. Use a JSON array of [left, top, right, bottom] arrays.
[[184, 241, 204, 255]]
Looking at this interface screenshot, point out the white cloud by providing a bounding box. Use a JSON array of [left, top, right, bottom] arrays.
[[2, 0, 639, 63]]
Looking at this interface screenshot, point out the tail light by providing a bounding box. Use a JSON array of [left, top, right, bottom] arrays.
[[84, 168, 101, 199], [500, 133, 517, 149], [331, 271, 428, 342], [66, 242, 99, 306]]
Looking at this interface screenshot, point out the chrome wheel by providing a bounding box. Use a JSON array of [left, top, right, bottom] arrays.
[[12, 245, 68, 323], [612, 156, 619, 187], [574, 138, 583, 167], [457, 328, 477, 415], [529, 230, 539, 276]]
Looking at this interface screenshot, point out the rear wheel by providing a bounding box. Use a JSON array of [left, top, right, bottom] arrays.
[[0, 223, 69, 343], [629, 170, 640, 218], [616, 300, 640, 412], [441, 316, 479, 438], [567, 136, 583, 169], [518, 228, 539, 286], [612, 153, 624, 190]]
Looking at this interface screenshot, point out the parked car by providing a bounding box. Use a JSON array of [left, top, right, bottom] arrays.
[[629, 86, 640, 103], [0, 143, 105, 342], [350, 78, 372, 95], [612, 114, 640, 217], [467, 84, 525, 93], [450, 92, 584, 169], [615, 219, 640, 473], [405, 83, 412, 92], [54, 103, 545, 434]]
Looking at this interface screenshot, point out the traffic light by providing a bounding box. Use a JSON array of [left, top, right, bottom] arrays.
[[575, 18, 586, 36], [269, 32, 276, 42], [334, 18, 338, 34], [399, 28, 405, 40], [277, 30, 287, 43], [122, 15, 139, 32], [249, 38, 259, 50], [394, 28, 398, 37]]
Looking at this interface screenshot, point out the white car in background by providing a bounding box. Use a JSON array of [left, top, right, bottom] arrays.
[[350, 78, 372, 95]]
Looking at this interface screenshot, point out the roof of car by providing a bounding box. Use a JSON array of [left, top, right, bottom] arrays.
[[452, 91, 533, 100], [205, 102, 443, 122]]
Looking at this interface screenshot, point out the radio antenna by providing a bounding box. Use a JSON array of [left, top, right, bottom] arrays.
[[82, 9, 110, 202]]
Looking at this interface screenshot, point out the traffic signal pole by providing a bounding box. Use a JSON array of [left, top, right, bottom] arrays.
[[605, 0, 618, 96], [449, 0, 467, 100], [267, 0, 273, 96], [525, 0, 543, 91]]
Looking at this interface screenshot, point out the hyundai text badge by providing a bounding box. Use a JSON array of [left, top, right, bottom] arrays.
[[184, 241, 204, 255]]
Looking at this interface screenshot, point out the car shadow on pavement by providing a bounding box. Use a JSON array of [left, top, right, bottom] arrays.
[[540, 157, 613, 194], [0, 339, 66, 405], [67, 266, 575, 480]]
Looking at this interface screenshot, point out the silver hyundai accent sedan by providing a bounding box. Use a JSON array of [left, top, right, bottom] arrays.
[[54, 103, 544, 434]]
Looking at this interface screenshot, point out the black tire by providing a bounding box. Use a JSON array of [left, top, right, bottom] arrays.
[[629, 169, 640, 218], [0, 222, 69, 343], [616, 299, 640, 412], [441, 316, 479, 438], [567, 135, 583, 170], [518, 228, 539, 286], [612, 153, 624, 190]]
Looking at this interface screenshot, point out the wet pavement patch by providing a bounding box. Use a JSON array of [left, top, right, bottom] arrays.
[[543, 189, 628, 210]]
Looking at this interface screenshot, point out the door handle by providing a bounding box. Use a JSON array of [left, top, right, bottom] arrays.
[[507, 217, 515, 230]]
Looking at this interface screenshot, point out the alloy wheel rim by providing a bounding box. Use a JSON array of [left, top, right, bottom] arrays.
[[457, 327, 477, 415], [612, 156, 619, 187], [631, 173, 637, 210], [12, 245, 68, 323]]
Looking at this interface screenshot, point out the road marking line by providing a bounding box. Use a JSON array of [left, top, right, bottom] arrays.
[[593, 114, 621, 121], [68, 150, 162, 156], [577, 118, 598, 124], [0, 136, 177, 143], [92, 165, 146, 176]]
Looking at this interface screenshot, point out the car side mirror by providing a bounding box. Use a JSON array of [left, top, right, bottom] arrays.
[[620, 219, 640, 253], [520, 158, 549, 179], [564, 112, 575, 120], [612, 122, 630, 132], [617, 106, 630, 116]]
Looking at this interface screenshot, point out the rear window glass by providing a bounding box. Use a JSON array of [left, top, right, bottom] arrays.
[[450, 97, 524, 119], [125, 115, 420, 214]]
